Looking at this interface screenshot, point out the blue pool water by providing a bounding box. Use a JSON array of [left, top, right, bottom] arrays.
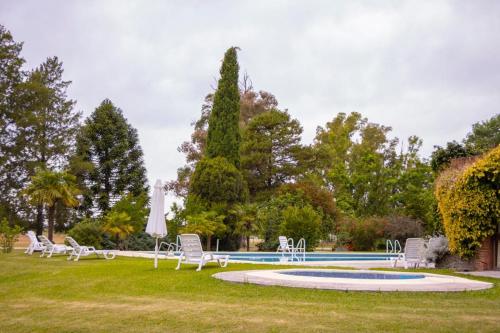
[[279, 270, 425, 280], [151, 251, 398, 262], [209, 252, 397, 263]]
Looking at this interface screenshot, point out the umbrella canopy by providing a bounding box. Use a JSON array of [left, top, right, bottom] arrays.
[[146, 179, 167, 238], [145, 179, 167, 268]]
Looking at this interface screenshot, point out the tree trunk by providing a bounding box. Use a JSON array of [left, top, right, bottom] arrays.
[[35, 204, 44, 236], [246, 235, 250, 251], [47, 205, 56, 241], [206, 235, 211, 251]]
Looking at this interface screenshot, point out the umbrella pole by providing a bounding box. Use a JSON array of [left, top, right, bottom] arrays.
[[154, 237, 159, 269]]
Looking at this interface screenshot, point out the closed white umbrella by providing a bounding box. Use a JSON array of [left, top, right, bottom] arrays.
[[146, 179, 167, 269]]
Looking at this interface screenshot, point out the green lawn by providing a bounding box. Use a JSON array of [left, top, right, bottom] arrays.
[[0, 251, 499, 333]]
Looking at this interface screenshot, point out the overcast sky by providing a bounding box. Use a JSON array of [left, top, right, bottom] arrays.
[[1, 1, 499, 209]]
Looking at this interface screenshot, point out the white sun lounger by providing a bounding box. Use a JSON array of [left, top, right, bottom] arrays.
[[65, 236, 116, 261], [25, 231, 46, 255], [392, 238, 426, 269], [38, 235, 71, 258], [175, 234, 229, 271]]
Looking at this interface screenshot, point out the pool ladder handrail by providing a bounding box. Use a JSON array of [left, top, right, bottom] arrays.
[[294, 238, 306, 262], [386, 239, 402, 260]]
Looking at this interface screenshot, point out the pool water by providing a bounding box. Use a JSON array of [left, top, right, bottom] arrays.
[[212, 252, 397, 262], [279, 270, 425, 280]]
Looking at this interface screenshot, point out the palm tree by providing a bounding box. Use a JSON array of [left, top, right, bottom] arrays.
[[231, 203, 258, 251], [24, 169, 80, 241], [102, 211, 135, 250]]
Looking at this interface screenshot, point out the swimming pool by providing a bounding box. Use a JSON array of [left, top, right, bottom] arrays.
[[213, 269, 493, 292], [279, 270, 425, 280], [215, 252, 397, 262]]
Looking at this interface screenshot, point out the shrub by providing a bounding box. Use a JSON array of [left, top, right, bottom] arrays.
[[424, 236, 449, 263], [278, 181, 338, 237], [280, 205, 321, 251], [340, 217, 386, 251], [435, 146, 500, 258], [0, 218, 22, 253], [383, 216, 424, 242], [67, 219, 104, 249], [127, 232, 159, 251]]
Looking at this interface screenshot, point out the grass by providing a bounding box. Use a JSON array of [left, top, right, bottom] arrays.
[[0, 251, 499, 333]]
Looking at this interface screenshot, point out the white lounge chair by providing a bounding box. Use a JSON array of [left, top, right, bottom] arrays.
[[392, 238, 426, 269], [276, 236, 306, 262], [25, 231, 45, 255], [175, 234, 229, 271], [38, 235, 71, 258], [65, 236, 116, 261]]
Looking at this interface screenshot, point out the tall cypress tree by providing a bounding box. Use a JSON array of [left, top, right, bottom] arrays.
[[205, 47, 241, 168], [73, 99, 149, 216]]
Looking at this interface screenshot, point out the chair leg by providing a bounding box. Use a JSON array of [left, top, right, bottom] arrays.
[[175, 256, 182, 270]]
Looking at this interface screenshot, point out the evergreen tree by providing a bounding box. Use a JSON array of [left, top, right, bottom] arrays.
[[16, 57, 80, 233], [205, 47, 241, 167], [0, 25, 25, 225], [74, 99, 149, 216], [241, 109, 304, 199]]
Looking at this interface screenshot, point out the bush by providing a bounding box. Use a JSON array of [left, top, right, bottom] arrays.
[[127, 232, 158, 251], [424, 236, 449, 263], [280, 205, 321, 251], [0, 218, 22, 253], [435, 146, 500, 258], [340, 217, 386, 251], [383, 216, 424, 242], [278, 181, 338, 237], [67, 219, 104, 249]]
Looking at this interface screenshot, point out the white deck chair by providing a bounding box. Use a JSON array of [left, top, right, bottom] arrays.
[[38, 235, 71, 258], [65, 236, 116, 261], [276, 236, 305, 261], [392, 238, 426, 269], [25, 231, 45, 255], [175, 234, 229, 271]]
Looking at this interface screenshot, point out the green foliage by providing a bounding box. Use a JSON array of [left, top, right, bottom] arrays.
[[431, 141, 472, 173], [102, 211, 134, 250], [280, 205, 321, 251], [230, 203, 259, 251], [0, 218, 22, 253], [126, 232, 158, 251], [23, 169, 80, 241], [464, 114, 500, 154], [435, 145, 500, 258], [205, 47, 241, 167], [74, 99, 149, 215], [278, 181, 338, 237], [241, 109, 304, 199], [181, 211, 226, 250], [108, 193, 149, 234], [339, 217, 387, 251], [67, 219, 103, 249], [189, 157, 247, 205]]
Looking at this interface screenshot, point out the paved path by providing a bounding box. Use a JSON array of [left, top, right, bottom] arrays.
[[463, 271, 500, 279]]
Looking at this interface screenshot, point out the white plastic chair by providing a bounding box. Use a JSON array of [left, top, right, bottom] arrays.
[[175, 234, 229, 271], [25, 231, 45, 255], [65, 236, 116, 261], [392, 238, 426, 269], [38, 235, 71, 258], [276, 236, 306, 262]]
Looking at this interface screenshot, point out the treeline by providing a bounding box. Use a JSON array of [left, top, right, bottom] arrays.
[[167, 47, 500, 251], [0, 25, 150, 248]]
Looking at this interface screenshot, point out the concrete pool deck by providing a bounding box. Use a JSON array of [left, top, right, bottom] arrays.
[[213, 268, 493, 292]]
